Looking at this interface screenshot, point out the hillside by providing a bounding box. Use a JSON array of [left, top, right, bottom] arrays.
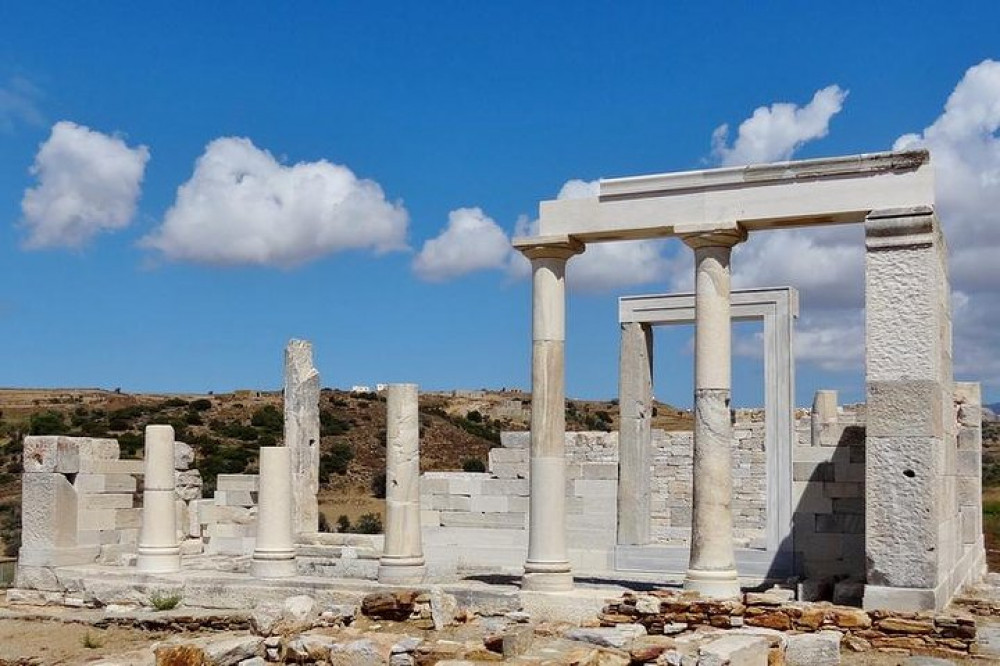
[[0, 387, 692, 554]]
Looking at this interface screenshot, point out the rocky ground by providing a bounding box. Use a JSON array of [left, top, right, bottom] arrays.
[[3, 586, 1000, 666]]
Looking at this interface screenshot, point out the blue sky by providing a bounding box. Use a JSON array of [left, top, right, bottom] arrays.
[[1, 2, 999, 407]]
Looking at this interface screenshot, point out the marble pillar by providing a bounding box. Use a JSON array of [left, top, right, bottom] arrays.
[[137, 425, 181, 574], [682, 228, 745, 598], [862, 207, 958, 611], [253, 446, 297, 578], [514, 237, 584, 592], [284, 339, 321, 535], [379, 383, 425, 584], [617, 321, 653, 546]]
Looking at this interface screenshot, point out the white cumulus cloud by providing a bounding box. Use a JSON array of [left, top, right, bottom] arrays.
[[413, 207, 511, 281], [20, 121, 149, 249], [711, 85, 847, 166], [417, 178, 673, 292], [142, 137, 408, 267]]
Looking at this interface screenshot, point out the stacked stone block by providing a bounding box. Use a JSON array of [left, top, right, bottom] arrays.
[[791, 391, 866, 580], [650, 415, 767, 548], [862, 208, 967, 611], [191, 473, 259, 555], [17, 436, 143, 587], [954, 382, 987, 585]]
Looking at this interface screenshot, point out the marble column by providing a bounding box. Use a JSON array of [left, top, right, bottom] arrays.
[[284, 339, 321, 535], [253, 446, 297, 578], [617, 321, 653, 546], [379, 383, 425, 584], [137, 425, 181, 574], [682, 228, 745, 598], [514, 236, 584, 592]]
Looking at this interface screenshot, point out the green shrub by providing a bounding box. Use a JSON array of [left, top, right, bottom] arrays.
[[81, 631, 103, 649], [29, 410, 65, 435], [336, 515, 351, 533], [159, 398, 189, 409], [117, 432, 143, 459], [466, 410, 483, 423], [185, 411, 204, 426], [190, 398, 213, 411], [320, 410, 352, 437], [318, 512, 331, 533], [149, 590, 182, 611], [354, 513, 383, 534], [320, 442, 354, 478], [462, 458, 486, 473], [251, 405, 283, 434]]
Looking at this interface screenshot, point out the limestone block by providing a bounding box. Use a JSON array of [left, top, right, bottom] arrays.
[[430, 495, 472, 511], [72, 474, 106, 493], [573, 479, 616, 498], [958, 427, 982, 451], [420, 477, 449, 494], [78, 509, 116, 531], [439, 512, 526, 529], [20, 473, 78, 549], [14, 565, 62, 591], [447, 474, 489, 495], [470, 495, 509, 513], [22, 436, 77, 474], [866, 381, 944, 437], [420, 510, 441, 526], [174, 440, 195, 470], [957, 450, 980, 477], [698, 634, 769, 666], [114, 508, 143, 529], [792, 482, 832, 514], [489, 447, 529, 464], [105, 474, 138, 493], [582, 463, 618, 480], [866, 435, 942, 588], [489, 463, 526, 479], [217, 474, 259, 492], [784, 630, 841, 666], [215, 490, 254, 507], [81, 493, 133, 510], [500, 431, 530, 449], [480, 478, 529, 496], [83, 459, 144, 475]]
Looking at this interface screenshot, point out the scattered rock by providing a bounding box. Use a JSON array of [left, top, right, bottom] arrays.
[[565, 624, 646, 650], [250, 595, 317, 636], [501, 625, 534, 657], [785, 630, 841, 666], [698, 633, 770, 666], [202, 636, 261, 666], [430, 587, 459, 630], [174, 441, 195, 470], [329, 638, 381, 666], [285, 635, 335, 662], [362, 591, 417, 621]]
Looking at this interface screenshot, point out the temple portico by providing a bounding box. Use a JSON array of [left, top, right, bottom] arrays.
[[512, 149, 979, 608]]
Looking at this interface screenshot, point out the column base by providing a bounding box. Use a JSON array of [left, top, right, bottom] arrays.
[[252, 556, 298, 579], [136, 545, 181, 574], [522, 564, 573, 592], [683, 568, 740, 599], [378, 564, 426, 585]]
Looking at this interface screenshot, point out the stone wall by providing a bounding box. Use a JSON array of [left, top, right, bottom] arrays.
[[791, 396, 866, 581], [650, 413, 767, 548], [17, 436, 143, 588]]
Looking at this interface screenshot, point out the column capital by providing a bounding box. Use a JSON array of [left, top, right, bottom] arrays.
[[513, 235, 585, 261], [680, 226, 747, 250]]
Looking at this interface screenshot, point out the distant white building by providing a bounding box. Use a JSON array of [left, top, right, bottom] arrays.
[[350, 385, 372, 394]]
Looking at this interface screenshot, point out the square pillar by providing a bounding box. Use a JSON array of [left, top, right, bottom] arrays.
[[863, 206, 958, 611], [617, 321, 654, 546]]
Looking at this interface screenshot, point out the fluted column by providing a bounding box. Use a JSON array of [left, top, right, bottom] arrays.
[[253, 446, 297, 578], [379, 383, 425, 584], [682, 228, 745, 598], [137, 425, 181, 573], [514, 236, 584, 592]]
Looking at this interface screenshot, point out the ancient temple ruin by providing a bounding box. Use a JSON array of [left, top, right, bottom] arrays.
[[8, 151, 988, 629]]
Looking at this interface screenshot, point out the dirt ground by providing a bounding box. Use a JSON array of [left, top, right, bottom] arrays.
[[0, 617, 173, 665]]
